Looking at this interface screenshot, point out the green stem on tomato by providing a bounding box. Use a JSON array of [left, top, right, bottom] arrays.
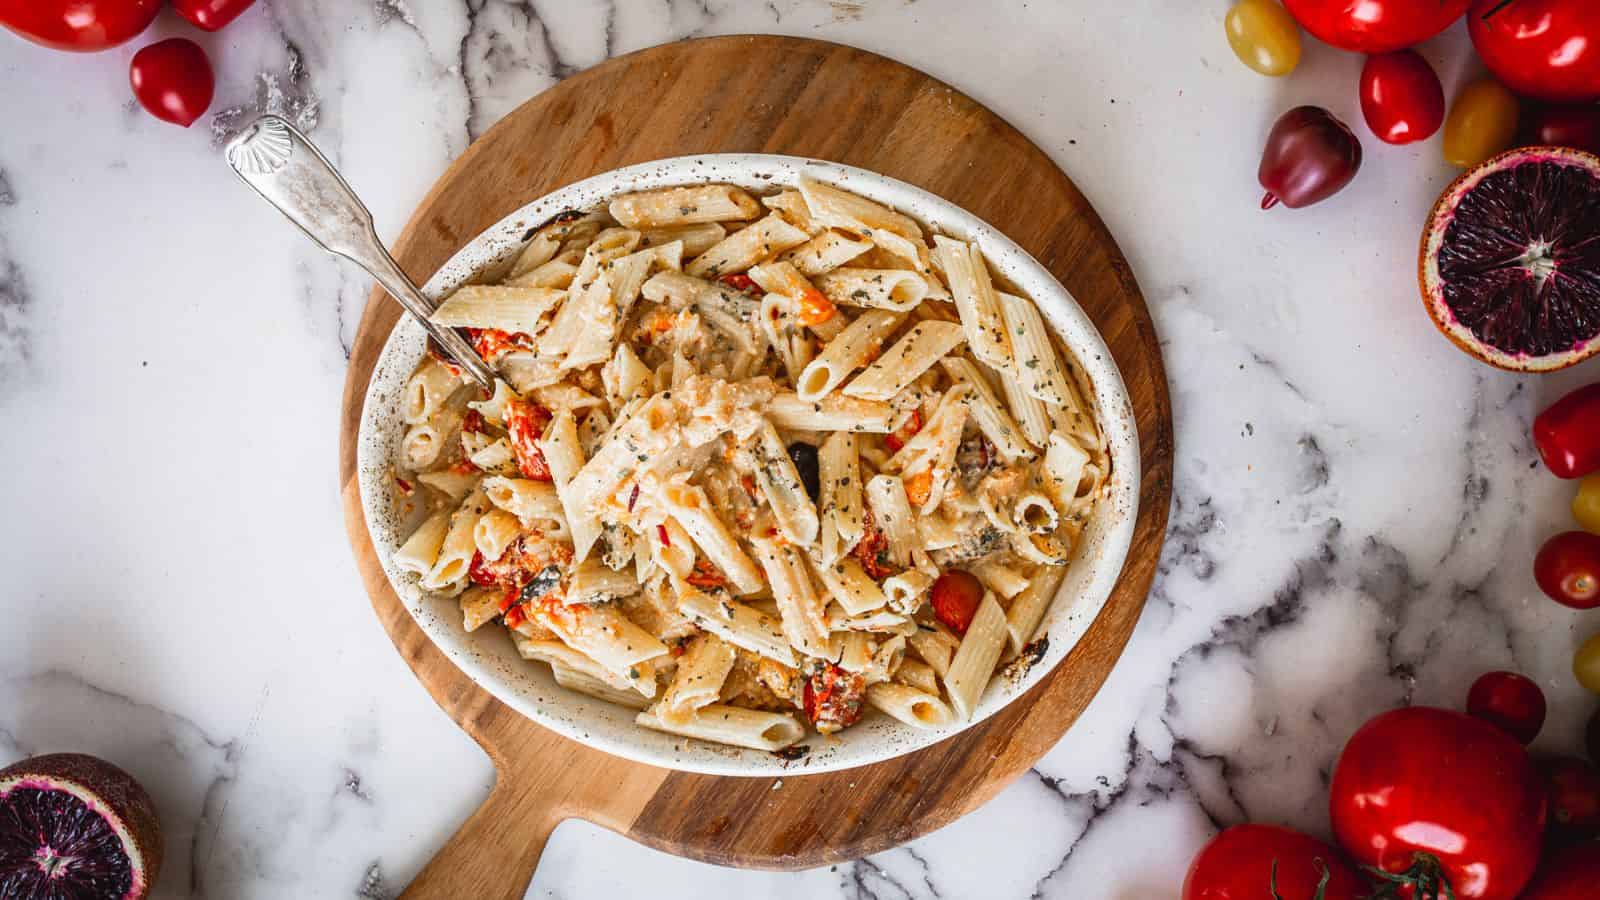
[[1363, 853, 1457, 900], [1269, 858, 1333, 900]]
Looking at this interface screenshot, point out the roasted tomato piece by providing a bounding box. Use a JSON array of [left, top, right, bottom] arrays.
[[503, 397, 554, 481], [802, 661, 866, 733]]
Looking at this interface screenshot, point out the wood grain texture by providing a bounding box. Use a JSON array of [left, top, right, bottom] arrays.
[[336, 35, 1173, 896]]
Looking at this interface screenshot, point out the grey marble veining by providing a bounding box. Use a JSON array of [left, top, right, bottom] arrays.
[[2, 1, 1597, 898]]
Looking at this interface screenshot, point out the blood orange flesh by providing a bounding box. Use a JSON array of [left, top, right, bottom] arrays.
[[1421, 147, 1600, 371], [0, 754, 162, 900]]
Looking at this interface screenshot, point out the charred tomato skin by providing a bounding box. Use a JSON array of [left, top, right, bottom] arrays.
[[1329, 706, 1545, 900], [1182, 824, 1368, 900]]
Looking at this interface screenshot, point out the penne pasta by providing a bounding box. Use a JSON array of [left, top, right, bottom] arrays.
[[685, 212, 810, 279], [815, 268, 931, 313], [943, 591, 1007, 720], [636, 704, 805, 751], [932, 235, 1013, 374], [388, 177, 1107, 753], [610, 185, 761, 228], [842, 320, 965, 402], [429, 285, 563, 334], [867, 683, 954, 729], [795, 310, 904, 401]]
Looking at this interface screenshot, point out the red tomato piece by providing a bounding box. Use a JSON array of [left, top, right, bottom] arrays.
[[1330, 706, 1545, 900], [1360, 50, 1446, 144], [170, 0, 255, 32], [684, 559, 728, 591], [802, 661, 865, 733], [850, 508, 894, 580], [1534, 383, 1600, 478], [798, 288, 837, 326], [468, 327, 533, 363], [129, 38, 215, 128], [1469, 0, 1600, 103], [1183, 824, 1369, 900], [885, 408, 923, 453], [1534, 531, 1600, 609], [503, 397, 553, 482], [0, 0, 160, 52], [1465, 670, 1546, 744], [717, 273, 761, 296], [1283, 0, 1469, 53], [930, 569, 984, 635], [468, 551, 497, 587]]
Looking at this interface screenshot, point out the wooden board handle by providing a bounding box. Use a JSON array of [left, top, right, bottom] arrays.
[[399, 771, 560, 900]]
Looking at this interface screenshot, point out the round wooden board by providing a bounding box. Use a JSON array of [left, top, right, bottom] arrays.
[[337, 35, 1172, 900]]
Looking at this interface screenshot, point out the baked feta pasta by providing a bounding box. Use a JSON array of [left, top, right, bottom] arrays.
[[391, 176, 1108, 752]]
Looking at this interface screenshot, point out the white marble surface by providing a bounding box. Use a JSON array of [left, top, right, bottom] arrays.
[[2, 1, 1597, 898]]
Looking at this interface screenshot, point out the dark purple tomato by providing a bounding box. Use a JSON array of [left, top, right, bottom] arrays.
[[1526, 105, 1600, 156], [1259, 106, 1363, 209]]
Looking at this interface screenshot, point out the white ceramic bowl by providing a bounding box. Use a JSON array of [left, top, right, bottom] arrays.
[[357, 154, 1139, 775]]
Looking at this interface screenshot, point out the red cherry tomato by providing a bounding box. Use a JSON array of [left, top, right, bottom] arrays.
[[1360, 50, 1446, 144], [1534, 532, 1600, 609], [0, 0, 159, 52], [1520, 842, 1600, 900], [1466, 670, 1547, 744], [1535, 383, 1600, 478], [1469, 0, 1600, 103], [170, 0, 256, 32], [929, 569, 984, 635], [1541, 756, 1600, 833], [129, 38, 215, 128], [1283, 0, 1469, 53], [1525, 104, 1600, 155], [1258, 106, 1363, 209], [1330, 707, 1545, 900], [1182, 824, 1368, 900]]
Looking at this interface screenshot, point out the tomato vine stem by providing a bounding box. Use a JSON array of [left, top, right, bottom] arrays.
[[1269, 858, 1333, 900], [1364, 853, 1457, 900]]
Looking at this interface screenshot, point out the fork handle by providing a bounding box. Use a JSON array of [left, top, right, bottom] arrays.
[[224, 115, 496, 390]]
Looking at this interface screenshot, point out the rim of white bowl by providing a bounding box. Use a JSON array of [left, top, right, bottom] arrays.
[[357, 154, 1141, 776]]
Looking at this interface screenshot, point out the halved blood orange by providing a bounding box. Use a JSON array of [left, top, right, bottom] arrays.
[[1420, 147, 1600, 372]]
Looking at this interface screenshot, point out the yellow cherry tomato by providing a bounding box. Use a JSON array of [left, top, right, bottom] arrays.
[[1443, 79, 1521, 168], [1576, 633, 1600, 694], [1576, 475, 1600, 535], [1226, 0, 1303, 77]]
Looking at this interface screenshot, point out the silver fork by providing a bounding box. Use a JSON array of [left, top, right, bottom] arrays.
[[224, 114, 497, 390]]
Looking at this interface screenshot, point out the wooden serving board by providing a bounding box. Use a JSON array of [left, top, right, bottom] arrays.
[[337, 35, 1172, 899]]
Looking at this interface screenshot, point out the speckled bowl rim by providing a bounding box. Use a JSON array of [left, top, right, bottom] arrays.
[[357, 154, 1140, 776]]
